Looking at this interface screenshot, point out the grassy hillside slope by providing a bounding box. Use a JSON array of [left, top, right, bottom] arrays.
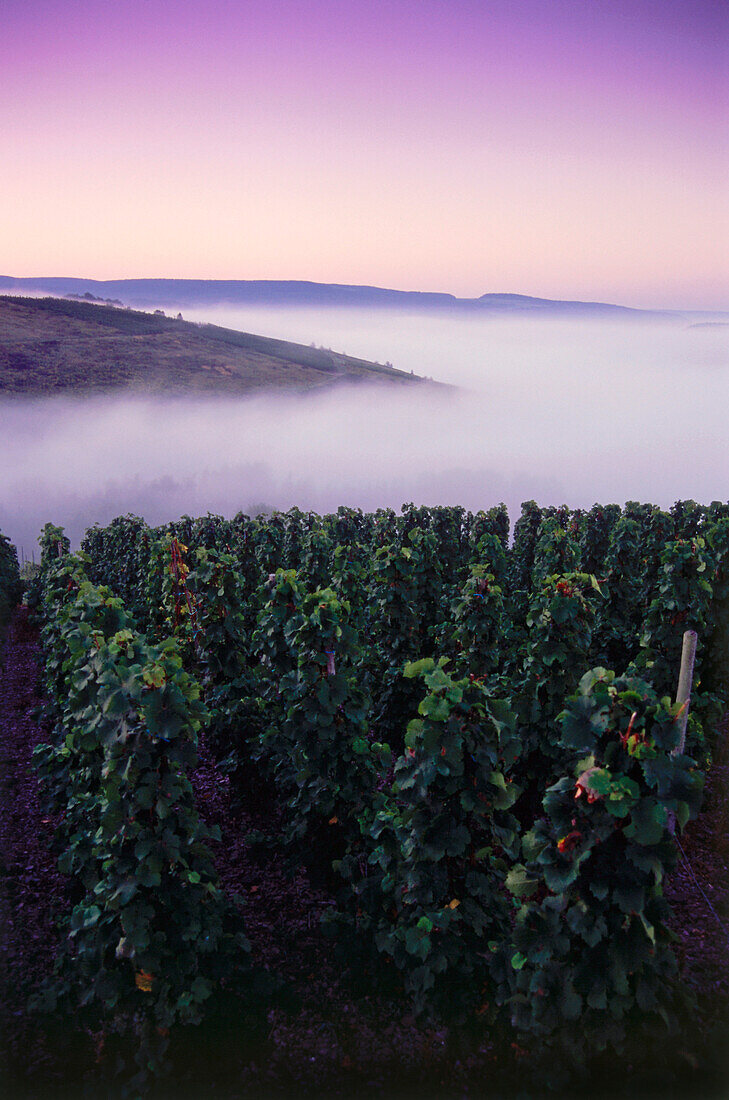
[[0, 296, 427, 396]]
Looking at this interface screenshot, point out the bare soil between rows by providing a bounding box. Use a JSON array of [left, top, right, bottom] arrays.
[[1, 606, 728, 1099]]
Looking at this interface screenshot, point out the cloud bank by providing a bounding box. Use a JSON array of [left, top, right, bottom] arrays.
[[1, 309, 726, 557]]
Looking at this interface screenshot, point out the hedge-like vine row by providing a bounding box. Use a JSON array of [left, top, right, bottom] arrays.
[[0, 527, 21, 645], [31, 550, 252, 1091], [30, 498, 728, 1073]]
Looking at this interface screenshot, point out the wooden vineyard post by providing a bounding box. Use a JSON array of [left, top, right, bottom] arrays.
[[668, 629, 698, 836], [674, 629, 698, 757]]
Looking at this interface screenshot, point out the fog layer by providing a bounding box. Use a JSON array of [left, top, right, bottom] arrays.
[[1, 310, 727, 554]]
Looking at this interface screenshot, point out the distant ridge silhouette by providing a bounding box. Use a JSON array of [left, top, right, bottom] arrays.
[[0, 276, 725, 319]]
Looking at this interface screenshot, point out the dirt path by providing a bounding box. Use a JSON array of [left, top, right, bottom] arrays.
[[186, 732, 481, 1098], [664, 725, 729, 1086], [0, 607, 75, 1094]]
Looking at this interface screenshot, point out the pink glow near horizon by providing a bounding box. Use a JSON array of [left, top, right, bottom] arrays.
[[2, 0, 727, 308]]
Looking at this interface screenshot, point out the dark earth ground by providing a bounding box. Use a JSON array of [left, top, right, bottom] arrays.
[[1, 605, 728, 1100]]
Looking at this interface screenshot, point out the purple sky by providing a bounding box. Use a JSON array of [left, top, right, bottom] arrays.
[[2, 0, 727, 307]]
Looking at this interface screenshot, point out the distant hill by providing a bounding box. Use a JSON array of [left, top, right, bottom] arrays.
[[1, 276, 725, 320], [0, 296, 429, 397]]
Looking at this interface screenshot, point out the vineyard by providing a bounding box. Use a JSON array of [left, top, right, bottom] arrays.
[[1, 499, 729, 1098]]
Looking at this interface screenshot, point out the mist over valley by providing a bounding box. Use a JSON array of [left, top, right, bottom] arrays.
[[1, 302, 726, 554]]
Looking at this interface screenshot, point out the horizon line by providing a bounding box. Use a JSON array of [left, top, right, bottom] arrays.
[[1, 274, 727, 316]]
